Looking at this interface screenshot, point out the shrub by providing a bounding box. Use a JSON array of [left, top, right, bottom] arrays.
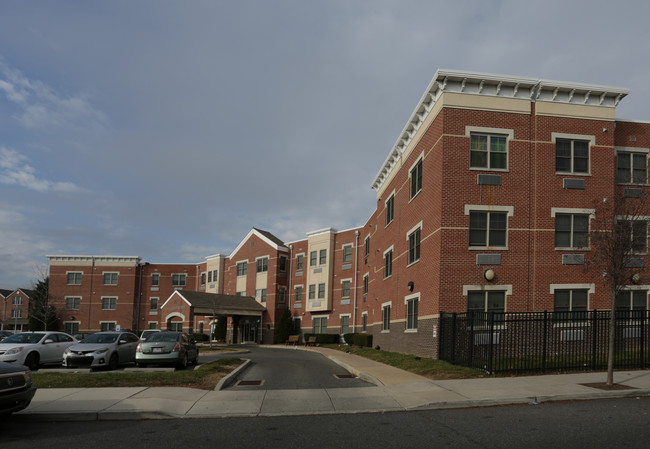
[[343, 333, 373, 347], [274, 308, 294, 344], [191, 333, 210, 342], [304, 333, 339, 344]]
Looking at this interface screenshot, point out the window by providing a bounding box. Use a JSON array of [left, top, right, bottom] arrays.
[[410, 158, 423, 199], [555, 214, 589, 248], [617, 152, 647, 184], [318, 283, 325, 299], [12, 296, 23, 305], [364, 236, 370, 264], [11, 308, 22, 318], [468, 290, 506, 314], [363, 275, 368, 295], [382, 305, 391, 331], [172, 273, 186, 287], [341, 280, 351, 298], [151, 273, 159, 286], [362, 314, 367, 332], [100, 321, 116, 331], [279, 256, 287, 272], [310, 251, 317, 267], [386, 195, 395, 225], [148, 322, 157, 329], [67, 272, 82, 285], [256, 289, 267, 303], [236, 291, 245, 296], [207, 271, 212, 283], [340, 316, 350, 334], [618, 220, 648, 253], [616, 290, 647, 318], [103, 272, 118, 285], [556, 138, 589, 174], [212, 269, 218, 282], [406, 296, 419, 330], [384, 249, 393, 278], [256, 257, 268, 273], [201, 273, 206, 285], [296, 254, 304, 271], [169, 322, 182, 332], [470, 133, 507, 169], [469, 211, 507, 247], [150, 297, 158, 310], [554, 289, 588, 320], [343, 245, 352, 263], [237, 262, 248, 276], [319, 249, 327, 265], [64, 322, 79, 335], [313, 316, 327, 334], [408, 227, 421, 264], [278, 287, 286, 303], [308, 284, 316, 300], [102, 297, 117, 310], [295, 286, 303, 303], [65, 297, 81, 310]]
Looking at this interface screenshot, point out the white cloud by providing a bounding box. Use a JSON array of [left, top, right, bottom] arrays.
[[0, 146, 80, 193]]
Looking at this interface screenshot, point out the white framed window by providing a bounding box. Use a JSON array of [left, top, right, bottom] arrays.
[[341, 279, 351, 298], [236, 261, 248, 276], [172, 273, 186, 287], [67, 272, 82, 285], [148, 322, 158, 329], [103, 272, 118, 285], [340, 315, 350, 334], [407, 223, 422, 265], [385, 192, 395, 226], [64, 322, 80, 335], [384, 247, 394, 278], [65, 297, 81, 310], [409, 155, 423, 200], [296, 254, 304, 271], [278, 286, 286, 303], [465, 205, 513, 249], [550, 284, 594, 321], [362, 312, 368, 332], [382, 302, 391, 331], [405, 293, 419, 331], [101, 297, 117, 310], [469, 133, 508, 170], [554, 213, 590, 249], [342, 244, 353, 263], [617, 149, 648, 184], [308, 284, 316, 300], [151, 273, 159, 286], [100, 321, 116, 331], [295, 285, 303, 303], [617, 219, 649, 254], [553, 133, 595, 175], [256, 289, 267, 303], [313, 316, 328, 334], [616, 289, 648, 318], [318, 283, 326, 299], [11, 308, 22, 318], [256, 257, 269, 273], [467, 290, 506, 314], [150, 297, 159, 310], [12, 296, 23, 305], [319, 249, 327, 265]]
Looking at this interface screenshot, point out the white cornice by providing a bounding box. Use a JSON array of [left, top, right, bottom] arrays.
[[371, 69, 630, 192]]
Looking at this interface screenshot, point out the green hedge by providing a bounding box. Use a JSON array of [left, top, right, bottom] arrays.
[[304, 333, 339, 344], [343, 333, 373, 347]]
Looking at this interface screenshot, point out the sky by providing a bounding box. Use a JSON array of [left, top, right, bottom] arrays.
[[1, 0, 649, 289]]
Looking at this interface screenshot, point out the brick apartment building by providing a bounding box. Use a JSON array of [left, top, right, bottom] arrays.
[[1, 288, 32, 332], [45, 69, 650, 358]]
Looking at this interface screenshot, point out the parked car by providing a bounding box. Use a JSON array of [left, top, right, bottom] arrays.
[[0, 362, 36, 416], [63, 331, 139, 370], [0, 331, 77, 370], [0, 330, 13, 341], [136, 332, 198, 369], [72, 332, 93, 341], [139, 328, 161, 341]]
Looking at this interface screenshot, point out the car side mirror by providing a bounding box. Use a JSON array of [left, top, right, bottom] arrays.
[[44, 339, 54, 344]]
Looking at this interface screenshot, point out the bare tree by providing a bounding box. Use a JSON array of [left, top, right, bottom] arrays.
[[588, 188, 650, 386], [28, 276, 58, 331]]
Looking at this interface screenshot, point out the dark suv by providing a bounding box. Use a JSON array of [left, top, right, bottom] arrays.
[[0, 362, 37, 416]]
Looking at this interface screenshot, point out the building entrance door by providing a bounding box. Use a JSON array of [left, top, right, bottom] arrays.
[[241, 319, 258, 343]]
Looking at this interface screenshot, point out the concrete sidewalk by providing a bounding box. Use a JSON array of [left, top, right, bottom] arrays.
[[16, 346, 650, 421]]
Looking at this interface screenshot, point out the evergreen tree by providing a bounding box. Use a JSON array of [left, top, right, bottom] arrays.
[[274, 308, 294, 344]]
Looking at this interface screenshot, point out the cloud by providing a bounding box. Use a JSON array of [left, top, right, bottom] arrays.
[[0, 146, 80, 193], [0, 58, 108, 132]]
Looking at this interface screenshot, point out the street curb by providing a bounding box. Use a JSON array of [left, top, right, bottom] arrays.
[[214, 358, 252, 390]]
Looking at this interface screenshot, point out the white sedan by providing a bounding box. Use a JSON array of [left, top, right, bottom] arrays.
[[0, 331, 77, 370]]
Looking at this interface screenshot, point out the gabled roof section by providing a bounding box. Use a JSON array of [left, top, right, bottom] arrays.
[[228, 228, 288, 259], [0, 289, 12, 298], [164, 290, 266, 313], [371, 69, 630, 192]]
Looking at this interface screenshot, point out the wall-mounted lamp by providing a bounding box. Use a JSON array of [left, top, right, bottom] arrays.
[[632, 273, 641, 284], [484, 269, 496, 282], [407, 281, 414, 292]]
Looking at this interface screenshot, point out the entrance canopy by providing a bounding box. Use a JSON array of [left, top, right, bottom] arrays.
[[165, 290, 267, 317]]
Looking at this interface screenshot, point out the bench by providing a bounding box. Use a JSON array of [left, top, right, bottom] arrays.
[[305, 336, 317, 347], [285, 335, 300, 346]]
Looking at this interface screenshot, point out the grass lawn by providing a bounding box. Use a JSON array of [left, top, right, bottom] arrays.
[[324, 344, 486, 379], [32, 358, 243, 390]]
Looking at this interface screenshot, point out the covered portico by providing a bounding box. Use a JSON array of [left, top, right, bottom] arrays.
[[160, 290, 267, 344]]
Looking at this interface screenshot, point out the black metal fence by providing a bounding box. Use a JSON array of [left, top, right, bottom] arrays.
[[439, 310, 649, 374]]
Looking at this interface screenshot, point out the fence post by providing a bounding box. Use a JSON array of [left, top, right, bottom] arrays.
[[542, 310, 547, 372], [488, 311, 494, 374], [468, 312, 474, 368], [641, 310, 646, 369], [451, 313, 457, 364], [592, 310, 598, 371]]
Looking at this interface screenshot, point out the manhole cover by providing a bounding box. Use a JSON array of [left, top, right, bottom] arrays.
[[334, 374, 356, 379], [236, 380, 263, 386]]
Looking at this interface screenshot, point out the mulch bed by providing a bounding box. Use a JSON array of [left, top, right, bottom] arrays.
[[580, 382, 637, 391]]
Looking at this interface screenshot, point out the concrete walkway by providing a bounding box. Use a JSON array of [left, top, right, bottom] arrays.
[[16, 346, 650, 421]]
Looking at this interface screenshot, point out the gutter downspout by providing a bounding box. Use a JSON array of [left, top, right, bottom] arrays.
[[353, 230, 360, 333]]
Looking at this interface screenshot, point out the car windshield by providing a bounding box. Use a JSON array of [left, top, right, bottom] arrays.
[[81, 334, 119, 344], [1, 333, 45, 344], [147, 333, 179, 343]]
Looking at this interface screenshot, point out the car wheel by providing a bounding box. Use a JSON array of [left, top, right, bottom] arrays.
[[24, 352, 39, 371], [108, 353, 119, 370], [136, 362, 146, 368], [177, 354, 188, 370]]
